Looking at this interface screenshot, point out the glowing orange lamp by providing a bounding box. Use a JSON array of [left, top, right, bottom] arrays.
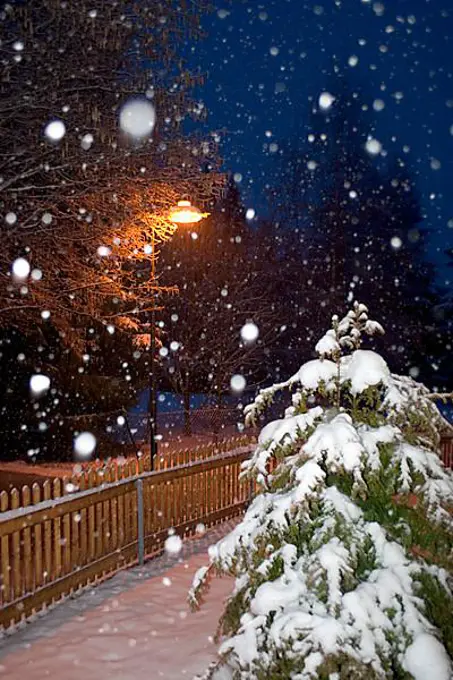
[[168, 200, 209, 224]]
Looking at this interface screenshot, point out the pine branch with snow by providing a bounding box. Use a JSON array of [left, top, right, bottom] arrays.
[[191, 301, 453, 680]]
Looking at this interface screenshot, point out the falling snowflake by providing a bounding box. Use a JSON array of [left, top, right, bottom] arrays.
[[373, 99, 385, 112], [44, 119, 66, 142], [81, 133, 94, 150], [74, 432, 97, 460], [365, 137, 382, 155], [97, 246, 111, 257], [12, 258, 30, 278], [5, 212, 17, 225], [31, 268, 42, 281], [30, 374, 51, 396], [391, 236, 403, 249], [164, 534, 183, 555], [230, 374, 246, 393], [119, 99, 156, 138], [319, 92, 335, 110], [240, 322, 259, 343]]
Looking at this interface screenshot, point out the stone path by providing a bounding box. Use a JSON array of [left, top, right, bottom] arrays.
[[0, 521, 237, 680]]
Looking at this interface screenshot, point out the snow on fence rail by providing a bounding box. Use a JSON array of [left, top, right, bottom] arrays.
[[0, 446, 256, 630]]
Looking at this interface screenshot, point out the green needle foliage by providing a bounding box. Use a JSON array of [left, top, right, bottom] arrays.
[[191, 302, 453, 680]]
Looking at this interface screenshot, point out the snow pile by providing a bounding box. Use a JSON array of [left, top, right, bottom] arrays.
[[191, 302, 453, 680], [403, 634, 451, 679], [341, 349, 391, 394], [241, 406, 323, 483]]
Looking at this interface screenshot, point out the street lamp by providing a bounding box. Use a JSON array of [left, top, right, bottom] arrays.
[[148, 200, 209, 470], [168, 200, 209, 224]]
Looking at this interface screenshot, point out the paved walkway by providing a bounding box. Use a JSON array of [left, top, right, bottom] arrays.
[[0, 522, 236, 680]]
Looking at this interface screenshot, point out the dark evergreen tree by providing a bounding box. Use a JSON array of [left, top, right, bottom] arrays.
[[0, 324, 146, 462], [267, 80, 440, 377], [157, 179, 278, 432], [422, 248, 453, 391], [192, 302, 453, 679]]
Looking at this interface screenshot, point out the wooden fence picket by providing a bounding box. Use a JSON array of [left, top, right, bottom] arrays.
[[117, 463, 126, 550], [10, 489, 21, 600], [87, 469, 96, 562], [22, 486, 33, 594], [52, 479, 62, 582], [42, 480, 52, 584], [32, 484, 43, 590], [0, 492, 10, 606], [61, 478, 71, 577], [95, 470, 103, 559]]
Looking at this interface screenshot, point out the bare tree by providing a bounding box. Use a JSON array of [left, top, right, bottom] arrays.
[[0, 0, 224, 351], [158, 184, 280, 433]]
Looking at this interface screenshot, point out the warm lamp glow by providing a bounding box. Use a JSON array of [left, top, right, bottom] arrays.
[[169, 200, 209, 224]]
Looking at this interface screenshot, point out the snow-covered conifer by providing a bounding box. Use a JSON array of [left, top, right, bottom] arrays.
[[191, 302, 453, 680]]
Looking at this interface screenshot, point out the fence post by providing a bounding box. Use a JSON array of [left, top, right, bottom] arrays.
[[136, 478, 145, 566]]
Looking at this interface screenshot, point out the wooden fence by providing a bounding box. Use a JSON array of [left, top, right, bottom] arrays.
[[0, 435, 254, 511], [0, 435, 451, 631], [0, 446, 255, 630], [83, 433, 254, 474], [442, 435, 453, 469], [131, 435, 254, 471]]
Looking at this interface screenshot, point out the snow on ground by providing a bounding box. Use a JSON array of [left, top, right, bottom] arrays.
[[0, 459, 80, 479], [0, 521, 236, 680], [0, 429, 251, 490]]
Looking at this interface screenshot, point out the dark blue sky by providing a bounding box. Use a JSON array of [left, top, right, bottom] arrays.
[[189, 0, 453, 281]]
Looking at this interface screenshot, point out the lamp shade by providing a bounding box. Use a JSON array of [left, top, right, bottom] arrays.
[[168, 200, 208, 224]]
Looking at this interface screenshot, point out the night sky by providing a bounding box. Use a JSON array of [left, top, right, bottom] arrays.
[[189, 0, 453, 279]]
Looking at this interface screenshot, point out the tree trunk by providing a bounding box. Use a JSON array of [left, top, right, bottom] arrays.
[[183, 390, 192, 435], [213, 384, 223, 436]]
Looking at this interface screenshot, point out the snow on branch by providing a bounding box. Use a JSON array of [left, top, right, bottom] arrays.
[[193, 301, 453, 680]]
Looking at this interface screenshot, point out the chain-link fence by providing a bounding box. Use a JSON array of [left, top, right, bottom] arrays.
[[123, 405, 247, 445]]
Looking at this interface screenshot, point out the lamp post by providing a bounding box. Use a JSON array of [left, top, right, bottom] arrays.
[[148, 200, 208, 470]]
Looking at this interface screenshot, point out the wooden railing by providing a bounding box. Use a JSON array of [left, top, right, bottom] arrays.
[[0, 436, 451, 631], [0, 447, 255, 630], [141, 435, 254, 470], [0, 435, 255, 512]]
